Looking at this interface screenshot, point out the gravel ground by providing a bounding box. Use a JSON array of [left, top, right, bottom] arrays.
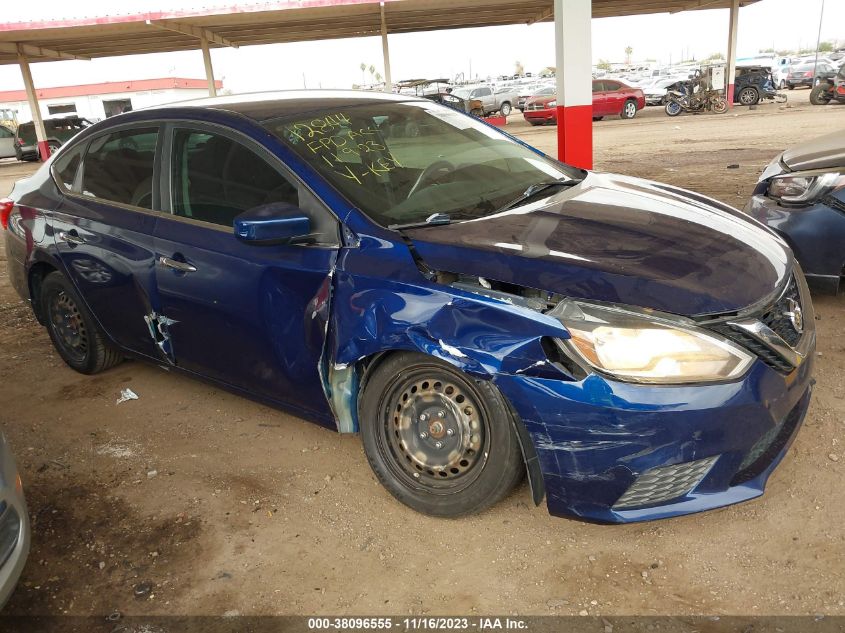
[[0, 88, 843, 617]]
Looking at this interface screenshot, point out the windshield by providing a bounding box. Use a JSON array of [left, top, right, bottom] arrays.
[[534, 86, 555, 96], [451, 88, 472, 99], [263, 101, 581, 228]]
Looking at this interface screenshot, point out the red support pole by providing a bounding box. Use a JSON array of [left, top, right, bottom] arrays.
[[554, 0, 593, 170]]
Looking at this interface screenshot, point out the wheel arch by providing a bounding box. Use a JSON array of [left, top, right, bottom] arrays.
[[27, 259, 60, 325], [348, 347, 546, 506]]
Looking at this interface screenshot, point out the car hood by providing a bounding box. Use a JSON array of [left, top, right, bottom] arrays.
[[405, 172, 791, 317], [781, 129, 845, 171]]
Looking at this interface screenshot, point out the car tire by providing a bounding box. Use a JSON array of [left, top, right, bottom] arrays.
[[499, 102, 512, 116], [620, 99, 638, 119], [41, 272, 123, 375], [737, 86, 760, 106], [592, 116, 604, 121], [528, 121, 543, 126], [787, 84, 794, 90], [359, 351, 524, 517], [810, 84, 833, 105]]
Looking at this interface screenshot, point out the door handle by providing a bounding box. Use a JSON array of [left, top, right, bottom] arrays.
[[158, 256, 197, 273], [58, 231, 85, 246]]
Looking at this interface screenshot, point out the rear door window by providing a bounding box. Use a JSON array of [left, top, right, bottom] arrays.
[[52, 144, 85, 191], [80, 127, 159, 209]]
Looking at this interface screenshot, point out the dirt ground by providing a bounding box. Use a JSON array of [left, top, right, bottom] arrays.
[[1, 89, 844, 618]]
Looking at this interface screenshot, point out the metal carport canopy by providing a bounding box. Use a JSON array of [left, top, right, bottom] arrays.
[[0, 0, 758, 63], [0, 0, 760, 164]]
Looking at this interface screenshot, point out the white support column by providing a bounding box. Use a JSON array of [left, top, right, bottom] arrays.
[[554, 0, 593, 168], [201, 33, 217, 97], [17, 47, 50, 161], [380, 3, 393, 92], [725, 0, 739, 107]]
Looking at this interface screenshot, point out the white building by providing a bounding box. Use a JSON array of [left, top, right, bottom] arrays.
[[0, 77, 222, 123]]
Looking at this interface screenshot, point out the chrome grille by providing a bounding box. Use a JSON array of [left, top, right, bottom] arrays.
[[760, 276, 802, 347], [612, 456, 718, 510], [706, 274, 810, 374]]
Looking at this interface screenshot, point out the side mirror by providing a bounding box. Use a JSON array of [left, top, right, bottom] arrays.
[[233, 202, 311, 245]]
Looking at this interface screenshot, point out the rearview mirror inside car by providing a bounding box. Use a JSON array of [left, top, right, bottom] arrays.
[[233, 202, 311, 245]]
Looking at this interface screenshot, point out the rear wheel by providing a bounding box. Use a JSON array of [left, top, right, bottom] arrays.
[[737, 86, 759, 106], [41, 272, 123, 374], [592, 116, 604, 121], [787, 84, 794, 90], [712, 97, 728, 114], [359, 352, 524, 517], [620, 99, 638, 119], [499, 102, 512, 116], [810, 84, 833, 105]]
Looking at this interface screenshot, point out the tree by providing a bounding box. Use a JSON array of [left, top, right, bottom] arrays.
[[819, 41, 834, 52], [360, 62, 366, 85], [596, 59, 611, 71], [705, 52, 725, 61], [624, 46, 633, 64], [375, 72, 383, 83]]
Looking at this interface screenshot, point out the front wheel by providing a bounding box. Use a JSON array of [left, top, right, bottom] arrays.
[[665, 101, 682, 116], [41, 272, 123, 374], [620, 99, 638, 119], [359, 352, 524, 517], [499, 102, 512, 116], [810, 84, 833, 105]]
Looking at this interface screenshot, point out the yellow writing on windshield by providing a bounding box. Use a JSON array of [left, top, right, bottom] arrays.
[[284, 112, 403, 185]]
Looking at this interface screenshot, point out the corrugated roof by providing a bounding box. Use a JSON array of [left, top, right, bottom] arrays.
[[0, 0, 761, 65]]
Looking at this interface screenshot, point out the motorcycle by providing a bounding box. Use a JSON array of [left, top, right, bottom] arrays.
[[664, 83, 728, 116]]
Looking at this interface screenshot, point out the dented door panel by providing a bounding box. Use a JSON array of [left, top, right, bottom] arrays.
[[154, 216, 338, 422]]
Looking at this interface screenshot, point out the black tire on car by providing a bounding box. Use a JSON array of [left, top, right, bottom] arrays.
[[787, 84, 794, 90], [359, 352, 524, 517], [592, 116, 604, 121], [620, 99, 638, 119], [810, 83, 833, 105], [737, 86, 759, 106], [41, 271, 123, 375], [499, 102, 512, 117]]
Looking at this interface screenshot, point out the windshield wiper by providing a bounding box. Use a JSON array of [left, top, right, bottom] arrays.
[[495, 178, 581, 214], [388, 212, 452, 231]]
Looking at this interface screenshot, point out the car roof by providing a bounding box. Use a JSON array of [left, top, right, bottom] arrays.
[[147, 89, 425, 122]]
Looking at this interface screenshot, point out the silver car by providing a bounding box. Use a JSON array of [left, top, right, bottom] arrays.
[[0, 430, 29, 609]]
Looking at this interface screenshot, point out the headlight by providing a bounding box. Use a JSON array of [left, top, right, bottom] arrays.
[[547, 101, 557, 108], [768, 171, 844, 204], [549, 300, 753, 384]]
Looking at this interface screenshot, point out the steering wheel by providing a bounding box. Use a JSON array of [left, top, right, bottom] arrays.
[[406, 160, 455, 199]]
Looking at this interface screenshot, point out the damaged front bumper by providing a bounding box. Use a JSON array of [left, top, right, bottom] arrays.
[[494, 355, 813, 523]]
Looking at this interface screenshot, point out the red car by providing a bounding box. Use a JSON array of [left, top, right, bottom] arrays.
[[523, 79, 645, 125]]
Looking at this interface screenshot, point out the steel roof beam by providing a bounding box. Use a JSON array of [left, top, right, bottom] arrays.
[[147, 19, 239, 49], [0, 42, 89, 61]]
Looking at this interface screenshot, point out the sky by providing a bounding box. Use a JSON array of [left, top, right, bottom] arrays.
[[0, 0, 840, 93]]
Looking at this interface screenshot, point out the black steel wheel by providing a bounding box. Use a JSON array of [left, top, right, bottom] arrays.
[[41, 271, 123, 374], [360, 352, 524, 517]]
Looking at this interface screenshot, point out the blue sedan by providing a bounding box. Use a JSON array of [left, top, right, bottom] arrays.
[[745, 129, 845, 294], [0, 91, 815, 522]]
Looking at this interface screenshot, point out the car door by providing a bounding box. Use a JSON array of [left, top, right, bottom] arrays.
[[153, 123, 339, 418], [473, 87, 493, 112], [592, 80, 607, 115], [602, 81, 624, 115], [0, 125, 15, 159], [51, 124, 166, 360]]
